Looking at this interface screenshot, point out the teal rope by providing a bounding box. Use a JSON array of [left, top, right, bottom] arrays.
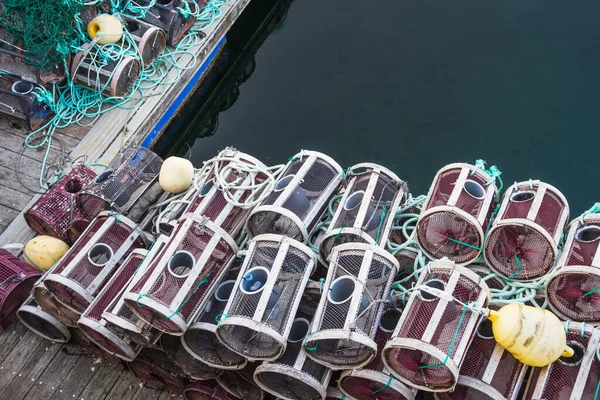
[[372, 374, 393, 395], [508, 254, 523, 281], [447, 238, 481, 251], [303, 332, 318, 351], [564, 320, 570, 335], [374, 205, 387, 244], [584, 286, 600, 297], [594, 380, 600, 400], [216, 313, 229, 326], [419, 305, 468, 369]]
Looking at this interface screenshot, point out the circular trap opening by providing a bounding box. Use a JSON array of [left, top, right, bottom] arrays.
[[126, 20, 139, 32], [379, 308, 402, 333], [328, 276, 356, 304], [64, 178, 83, 194], [240, 266, 270, 295], [12, 80, 34, 95], [511, 190, 536, 203], [274, 174, 295, 192], [214, 280, 236, 302], [88, 243, 113, 266], [576, 226, 600, 243], [559, 341, 585, 366], [168, 251, 195, 278], [419, 279, 445, 302], [463, 179, 486, 199], [199, 180, 214, 196], [288, 318, 310, 343], [344, 190, 365, 211], [476, 319, 494, 339]]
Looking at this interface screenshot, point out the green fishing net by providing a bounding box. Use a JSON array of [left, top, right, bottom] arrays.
[[0, 0, 84, 70]]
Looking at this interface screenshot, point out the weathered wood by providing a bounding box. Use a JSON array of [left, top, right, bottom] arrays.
[[19, 347, 81, 399], [50, 355, 101, 400], [133, 384, 166, 400], [0, 182, 34, 211], [105, 370, 143, 399], [0, 329, 47, 394], [0, 322, 28, 361], [77, 363, 125, 400], [0, 164, 39, 196]]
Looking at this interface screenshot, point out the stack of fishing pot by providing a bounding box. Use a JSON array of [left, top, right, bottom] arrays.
[[77, 146, 164, 222], [319, 164, 408, 263], [24, 165, 97, 244], [182, 257, 248, 370], [416, 163, 498, 265], [382, 259, 491, 392], [523, 322, 600, 399], [0, 249, 42, 330], [388, 200, 423, 273], [70, 326, 123, 365], [546, 211, 600, 322], [121, 15, 167, 65], [136, 0, 200, 46], [247, 150, 342, 243], [215, 235, 316, 361], [32, 267, 81, 328], [123, 216, 237, 335], [127, 347, 187, 395], [304, 243, 398, 370], [160, 334, 222, 380], [0, 74, 55, 130], [338, 304, 415, 400], [43, 211, 148, 314], [485, 180, 569, 281], [253, 281, 333, 400]]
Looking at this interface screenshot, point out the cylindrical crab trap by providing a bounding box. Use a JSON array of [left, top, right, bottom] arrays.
[[43, 211, 148, 314], [382, 259, 491, 392], [70, 327, 122, 365], [121, 15, 166, 65], [160, 333, 222, 380], [17, 294, 71, 343], [523, 322, 600, 400], [124, 216, 238, 335], [319, 163, 408, 262], [136, 0, 198, 46], [485, 180, 569, 281], [416, 163, 498, 265], [216, 234, 316, 361], [77, 147, 164, 222], [184, 380, 235, 400], [127, 348, 187, 395], [338, 305, 415, 400], [547, 212, 600, 322], [0, 74, 54, 130], [434, 307, 528, 400], [304, 243, 398, 370], [325, 386, 345, 400], [24, 165, 96, 244], [182, 257, 248, 370], [71, 49, 141, 98], [254, 282, 333, 400], [32, 273, 81, 327], [216, 367, 265, 400], [77, 249, 149, 361], [247, 151, 342, 242], [0, 249, 42, 330]]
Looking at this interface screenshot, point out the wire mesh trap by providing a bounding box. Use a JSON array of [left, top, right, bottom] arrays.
[[184, 380, 236, 400], [485, 180, 569, 281], [254, 281, 333, 400], [70, 327, 123, 365], [216, 234, 316, 361], [0, 249, 42, 330], [546, 212, 600, 322], [77, 147, 164, 222], [216, 367, 266, 400], [247, 150, 343, 243], [0, 73, 55, 130], [44, 211, 148, 314], [24, 165, 96, 244], [127, 348, 187, 395], [17, 294, 71, 343], [433, 306, 528, 400], [319, 163, 408, 263], [160, 333, 222, 380], [382, 259, 491, 392], [135, 0, 199, 46], [523, 322, 600, 400], [124, 216, 238, 335], [304, 243, 398, 370], [416, 163, 498, 265], [338, 305, 415, 400], [182, 257, 248, 370], [32, 271, 81, 328], [121, 15, 167, 65]]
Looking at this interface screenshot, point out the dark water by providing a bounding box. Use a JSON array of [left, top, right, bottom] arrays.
[[161, 0, 600, 216]]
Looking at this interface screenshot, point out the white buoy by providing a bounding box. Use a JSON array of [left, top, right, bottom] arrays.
[[159, 156, 194, 193]]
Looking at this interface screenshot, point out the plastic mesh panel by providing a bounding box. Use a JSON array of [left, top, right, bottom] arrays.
[[548, 272, 600, 321], [247, 209, 304, 241], [161, 334, 221, 380], [425, 169, 462, 210], [435, 386, 495, 400], [534, 190, 567, 237]]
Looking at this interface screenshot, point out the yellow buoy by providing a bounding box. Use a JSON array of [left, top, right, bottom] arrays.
[[23, 235, 69, 271], [159, 156, 195, 194], [87, 14, 123, 45], [487, 303, 574, 367]]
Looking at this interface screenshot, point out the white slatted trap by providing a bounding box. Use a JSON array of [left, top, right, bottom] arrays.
[[319, 164, 408, 263], [433, 306, 528, 400], [17, 294, 71, 343], [382, 259, 491, 392], [160, 333, 222, 380], [416, 163, 498, 265], [304, 243, 398, 370], [77, 249, 149, 361], [247, 151, 343, 242], [547, 212, 600, 322], [523, 322, 600, 400], [182, 257, 248, 370], [485, 180, 569, 281], [124, 215, 238, 335], [44, 211, 148, 313], [254, 282, 333, 400], [216, 235, 316, 361], [338, 305, 415, 400], [325, 387, 345, 400], [217, 366, 266, 400], [32, 273, 81, 328]]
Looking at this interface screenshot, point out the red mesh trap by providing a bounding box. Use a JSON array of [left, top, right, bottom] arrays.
[[70, 327, 122, 365], [0, 249, 42, 330], [160, 333, 222, 380], [547, 213, 600, 322], [485, 180, 569, 281], [382, 259, 490, 392], [24, 166, 96, 244], [44, 212, 147, 314], [416, 163, 498, 265], [319, 163, 408, 263], [184, 380, 235, 400], [216, 367, 265, 400], [127, 348, 187, 395], [248, 150, 343, 243], [33, 277, 81, 327]]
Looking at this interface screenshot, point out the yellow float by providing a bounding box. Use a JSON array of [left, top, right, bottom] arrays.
[[87, 14, 123, 45], [23, 235, 69, 271]]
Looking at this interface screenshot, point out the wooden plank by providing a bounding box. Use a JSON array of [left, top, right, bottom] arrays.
[[105, 370, 143, 399], [0, 341, 64, 400], [77, 362, 125, 400], [19, 348, 81, 399], [50, 355, 100, 400], [0, 329, 46, 393], [0, 182, 32, 211], [133, 385, 165, 400], [0, 322, 28, 361], [0, 129, 79, 162], [0, 147, 46, 180], [0, 163, 39, 196]]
